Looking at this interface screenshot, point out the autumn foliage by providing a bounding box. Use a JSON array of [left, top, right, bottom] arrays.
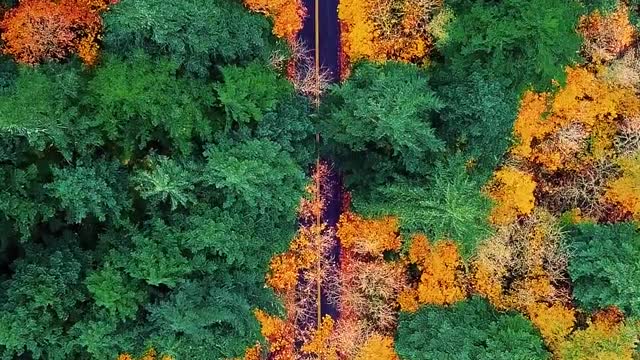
[[355, 334, 399, 360], [117, 348, 173, 360], [579, 4, 636, 62], [486, 167, 537, 225], [338, 0, 448, 66], [243, 0, 306, 40], [337, 211, 401, 256], [0, 0, 116, 65], [400, 234, 466, 308], [469, 5, 640, 356]]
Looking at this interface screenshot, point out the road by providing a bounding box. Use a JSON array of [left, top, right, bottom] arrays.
[[300, 0, 340, 81], [299, 0, 342, 321]]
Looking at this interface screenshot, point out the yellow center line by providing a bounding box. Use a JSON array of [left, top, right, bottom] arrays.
[[314, 0, 323, 336]]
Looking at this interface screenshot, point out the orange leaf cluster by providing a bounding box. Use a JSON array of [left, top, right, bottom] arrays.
[[527, 302, 576, 350], [242, 344, 262, 360], [338, 0, 444, 65], [340, 255, 403, 331], [487, 167, 537, 225], [337, 212, 401, 256], [301, 316, 339, 360], [355, 334, 399, 360], [243, 0, 306, 40], [513, 67, 640, 171], [504, 64, 640, 222], [334, 218, 405, 358], [579, 3, 636, 63], [0, 0, 115, 65], [472, 210, 568, 311], [604, 153, 640, 221], [254, 309, 295, 360], [404, 234, 467, 306], [266, 229, 318, 293], [298, 161, 330, 223]]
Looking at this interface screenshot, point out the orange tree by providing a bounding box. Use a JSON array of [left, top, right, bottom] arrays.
[[0, 0, 115, 65]]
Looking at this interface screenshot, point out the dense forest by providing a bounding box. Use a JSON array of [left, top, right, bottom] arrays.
[[0, 0, 639, 359]]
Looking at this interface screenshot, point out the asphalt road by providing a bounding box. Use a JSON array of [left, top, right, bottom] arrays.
[[299, 0, 342, 321], [300, 0, 340, 81]]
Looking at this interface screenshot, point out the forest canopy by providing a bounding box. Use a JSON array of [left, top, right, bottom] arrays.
[[0, 0, 640, 359]]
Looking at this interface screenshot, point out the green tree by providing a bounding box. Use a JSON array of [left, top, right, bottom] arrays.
[[396, 297, 550, 360], [567, 222, 640, 317], [46, 160, 130, 224], [435, 71, 518, 179], [86, 265, 148, 320], [88, 52, 216, 156], [0, 242, 90, 360], [103, 0, 273, 76], [0, 64, 88, 158], [440, 0, 583, 92], [357, 158, 493, 257], [321, 61, 445, 189], [215, 61, 292, 128]]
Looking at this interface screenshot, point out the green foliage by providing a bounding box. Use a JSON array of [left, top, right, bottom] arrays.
[[396, 297, 550, 360], [46, 160, 130, 224], [88, 52, 216, 156], [0, 64, 87, 158], [440, 0, 583, 92], [146, 278, 267, 359], [580, 0, 620, 13], [202, 139, 305, 213], [133, 155, 198, 211], [215, 61, 292, 127], [86, 265, 148, 320], [357, 158, 493, 257], [0, 243, 89, 360], [69, 311, 142, 360], [628, 0, 640, 29], [435, 71, 518, 179], [567, 222, 640, 317], [322, 61, 445, 188], [254, 95, 315, 166], [0, 164, 55, 241], [103, 0, 272, 76]]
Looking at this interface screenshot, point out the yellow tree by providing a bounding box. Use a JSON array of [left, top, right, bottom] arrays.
[[486, 167, 537, 225]]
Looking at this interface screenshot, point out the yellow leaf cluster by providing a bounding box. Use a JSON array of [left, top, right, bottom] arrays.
[[406, 235, 467, 306], [397, 287, 420, 313], [487, 167, 537, 225], [557, 308, 639, 360], [605, 154, 640, 221], [243, 0, 305, 40], [527, 302, 576, 350], [471, 262, 505, 307], [337, 212, 401, 256], [338, 0, 377, 61], [355, 334, 399, 360], [579, 3, 637, 63], [254, 309, 295, 359], [301, 316, 338, 360], [338, 0, 442, 64]]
